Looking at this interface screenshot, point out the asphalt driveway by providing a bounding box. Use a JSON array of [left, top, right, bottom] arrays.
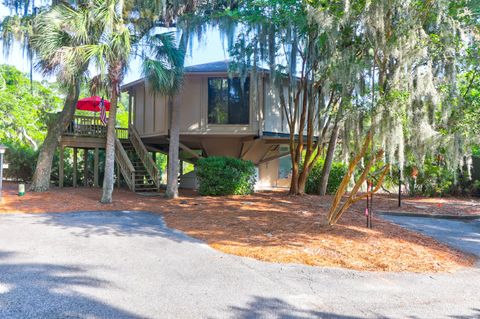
[[0, 211, 478, 319], [381, 215, 480, 257]]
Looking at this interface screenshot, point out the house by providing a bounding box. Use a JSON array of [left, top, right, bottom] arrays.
[[122, 61, 293, 190], [59, 61, 293, 192]]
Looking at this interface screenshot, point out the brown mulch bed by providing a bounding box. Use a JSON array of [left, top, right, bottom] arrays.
[[0, 182, 476, 272]]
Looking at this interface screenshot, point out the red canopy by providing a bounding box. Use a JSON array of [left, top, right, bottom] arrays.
[[76, 96, 111, 112]]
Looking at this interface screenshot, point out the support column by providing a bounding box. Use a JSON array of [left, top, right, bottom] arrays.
[[59, 146, 64, 188], [116, 163, 120, 188], [73, 147, 77, 188], [94, 148, 99, 187], [128, 94, 132, 126], [83, 149, 88, 187]]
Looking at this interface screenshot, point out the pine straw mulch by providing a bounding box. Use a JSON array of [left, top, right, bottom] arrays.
[[0, 182, 476, 272]]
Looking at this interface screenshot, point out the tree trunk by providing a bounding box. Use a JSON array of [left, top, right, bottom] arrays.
[[101, 64, 121, 203], [30, 81, 81, 192], [289, 168, 298, 195], [318, 121, 340, 196], [166, 96, 179, 199], [297, 171, 308, 195]]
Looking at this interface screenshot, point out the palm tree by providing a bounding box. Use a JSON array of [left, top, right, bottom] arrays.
[[28, 4, 103, 192], [142, 31, 187, 199], [76, 0, 131, 203], [29, 0, 215, 199], [85, 0, 197, 202]]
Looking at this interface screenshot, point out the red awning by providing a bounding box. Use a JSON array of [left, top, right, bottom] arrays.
[[76, 96, 111, 112]]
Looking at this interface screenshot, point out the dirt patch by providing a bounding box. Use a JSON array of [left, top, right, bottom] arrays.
[[0, 183, 476, 272]]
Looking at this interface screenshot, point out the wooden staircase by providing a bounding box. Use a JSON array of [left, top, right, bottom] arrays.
[[121, 140, 158, 192], [115, 126, 160, 193]]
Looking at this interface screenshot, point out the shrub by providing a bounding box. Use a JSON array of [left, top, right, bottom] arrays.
[[472, 180, 480, 197], [196, 156, 256, 195], [3, 143, 38, 182], [405, 160, 455, 197], [305, 159, 347, 195]]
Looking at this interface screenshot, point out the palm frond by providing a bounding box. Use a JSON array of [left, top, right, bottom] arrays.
[[141, 30, 186, 96]]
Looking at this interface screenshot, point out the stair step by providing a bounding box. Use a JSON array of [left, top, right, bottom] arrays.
[[117, 135, 160, 193]]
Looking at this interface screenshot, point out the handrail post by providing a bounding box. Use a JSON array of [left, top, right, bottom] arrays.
[[128, 125, 160, 190], [132, 172, 135, 192]]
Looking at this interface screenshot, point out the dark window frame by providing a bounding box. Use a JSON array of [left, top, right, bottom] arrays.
[[207, 77, 250, 125]]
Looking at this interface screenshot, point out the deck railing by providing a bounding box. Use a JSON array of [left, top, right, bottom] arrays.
[[114, 138, 136, 191], [64, 115, 128, 139], [129, 126, 161, 189], [116, 128, 129, 140]]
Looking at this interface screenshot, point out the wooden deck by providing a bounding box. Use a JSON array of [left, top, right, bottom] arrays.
[[60, 115, 128, 149], [58, 115, 159, 193], [59, 115, 129, 188]]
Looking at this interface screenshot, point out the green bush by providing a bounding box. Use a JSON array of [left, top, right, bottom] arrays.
[[472, 180, 480, 197], [405, 159, 455, 197], [196, 156, 256, 195], [3, 143, 38, 182], [305, 158, 347, 195]]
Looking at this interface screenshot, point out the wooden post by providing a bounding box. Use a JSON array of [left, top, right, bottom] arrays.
[[116, 163, 120, 188], [83, 149, 88, 187], [398, 168, 402, 207], [128, 93, 132, 127], [73, 147, 78, 187], [94, 148, 99, 187], [59, 146, 64, 188]]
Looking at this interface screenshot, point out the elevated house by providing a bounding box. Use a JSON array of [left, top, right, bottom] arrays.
[[59, 61, 294, 192]]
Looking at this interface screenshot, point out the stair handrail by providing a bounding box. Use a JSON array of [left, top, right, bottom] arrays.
[[114, 138, 136, 192], [128, 126, 160, 188]]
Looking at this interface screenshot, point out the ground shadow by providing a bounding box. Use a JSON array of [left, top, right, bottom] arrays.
[[449, 308, 480, 319], [226, 296, 384, 319], [163, 192, 465, 251], [32, 210, 199, 243], [3, 186, 474, 271], [227, 296, 480, 319], [0, 250, 144, 318]]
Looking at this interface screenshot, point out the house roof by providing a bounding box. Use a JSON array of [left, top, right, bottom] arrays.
[[184, 60, 270, 73], [122, 60, 269, 90], [183, 61, 230, 73]]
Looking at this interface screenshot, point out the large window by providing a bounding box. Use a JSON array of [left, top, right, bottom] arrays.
[[208, 77, 250, 124], [278, 146, 292, 179]]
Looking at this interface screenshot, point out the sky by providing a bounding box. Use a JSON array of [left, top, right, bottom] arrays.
[[0, 5, 230, 84]]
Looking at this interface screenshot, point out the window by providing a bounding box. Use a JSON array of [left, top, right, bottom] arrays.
[[278, 146, 292, 179], [208, 77, 250, 124]]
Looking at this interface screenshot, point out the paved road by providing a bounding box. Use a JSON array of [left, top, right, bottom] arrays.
[[0, 211, 478, 319], [382, 215, 480, 257]]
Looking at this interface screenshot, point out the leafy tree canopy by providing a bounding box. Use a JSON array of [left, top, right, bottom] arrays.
[[0, 64, 62, 149]]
